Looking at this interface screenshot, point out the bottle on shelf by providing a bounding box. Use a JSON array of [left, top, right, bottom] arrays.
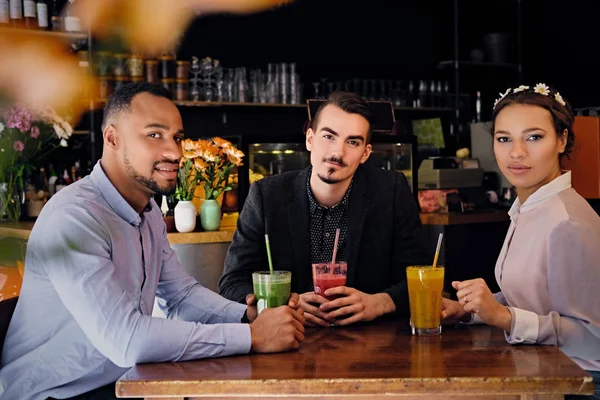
[[85, 160, 92, 176], [408, 80, 415, 108], [23, 173, 35, 203], [0, 0, 9, 26], [50, 0, 61, 31], [23, 0, 38, 29], [74, 160, 82, 180], [436, 81, 443, 108], [443, 81, 450, 108], [475, 91, 482, 122], [36, 167, 49, 199], [36, 0, 48, 30], [54, 167, 67, 193], [47, 164, 57, 197], [9, 0, 23, 28], [62, 168, 72, 185], [62, 0, 80, 32], [429, 80, 437, 108]]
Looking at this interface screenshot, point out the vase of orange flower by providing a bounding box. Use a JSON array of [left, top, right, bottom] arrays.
[[176, 137, 244, 231], [173, 152, 198, 233]]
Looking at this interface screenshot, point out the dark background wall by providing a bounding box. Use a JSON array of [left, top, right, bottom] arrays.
[[175, 0, 600, 110], [59, 0, 600, 174]]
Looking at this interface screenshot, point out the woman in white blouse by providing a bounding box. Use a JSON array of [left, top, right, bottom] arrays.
[[441, 83, 600, 400]]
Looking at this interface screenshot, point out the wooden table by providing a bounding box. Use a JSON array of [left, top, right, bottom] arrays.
[[116, 319, 594, 400]]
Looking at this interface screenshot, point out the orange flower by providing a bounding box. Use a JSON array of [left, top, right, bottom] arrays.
[[181, 138, 201, 159], [211, 137, 232, 149], [198, 140, 219, 162], [223, 146, 245, 167], [194, 157, 208, 171]]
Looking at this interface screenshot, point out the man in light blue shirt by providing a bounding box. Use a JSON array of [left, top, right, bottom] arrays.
[[0, 83, 305, 400]]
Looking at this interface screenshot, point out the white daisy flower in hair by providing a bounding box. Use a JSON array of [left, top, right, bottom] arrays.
[[493, 88, 512, 108], [533, 83, 551, 96], [513, 85, 530, 93], [554, 92, 566, 106]]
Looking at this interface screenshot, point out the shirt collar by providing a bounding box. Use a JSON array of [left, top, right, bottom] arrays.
[[89, 161, 152, 226], [508, 170, 572, 221], [306, 167, 353, 213]]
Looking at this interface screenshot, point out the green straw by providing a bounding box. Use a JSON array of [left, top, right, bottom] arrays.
[[264, 234, 274, 274]]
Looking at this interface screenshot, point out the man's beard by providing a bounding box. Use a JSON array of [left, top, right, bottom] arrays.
[[317, 156, 346, 184], [317, 171, 343, 185], [124, 154, 177, 196]]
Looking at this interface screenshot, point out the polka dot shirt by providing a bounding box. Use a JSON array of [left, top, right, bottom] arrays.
[[306, 170, 353, 264]]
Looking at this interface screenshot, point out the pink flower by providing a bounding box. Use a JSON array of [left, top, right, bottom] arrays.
[[30, 125, 40, 139], [4, 106, 32, 133], [13, 140, 24, 152]]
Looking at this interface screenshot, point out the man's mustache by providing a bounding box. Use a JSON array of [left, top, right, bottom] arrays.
[[153, 159, 180, 168], [323, 156, 346, 167]]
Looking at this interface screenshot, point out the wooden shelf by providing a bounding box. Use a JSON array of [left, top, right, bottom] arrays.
[[89, 101, 454, 114], [438, 60, 520, 70], [0, 27, 87, 40], [394, 106, 455, 113], [174, 101, 306, 108], [89, 100, 307, 110]]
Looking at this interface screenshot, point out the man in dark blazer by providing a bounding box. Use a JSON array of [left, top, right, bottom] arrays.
[[218, 91, 429, 327]]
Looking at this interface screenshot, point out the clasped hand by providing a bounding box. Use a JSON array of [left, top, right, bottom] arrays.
[[298, 287, 394, 327]]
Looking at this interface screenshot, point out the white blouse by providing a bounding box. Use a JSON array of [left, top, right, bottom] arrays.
[[490, 171, 600, 371]]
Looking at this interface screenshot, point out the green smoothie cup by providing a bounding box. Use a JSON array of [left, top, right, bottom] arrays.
[[252, 271, 292, 315]]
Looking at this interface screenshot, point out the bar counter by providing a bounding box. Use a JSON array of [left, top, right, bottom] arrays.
[[116, 318, 594, 400], [0, 221, 236, 292], [0, 210, 508, 243], [0, 210, 509, 292], [0, 221, 237, 244]]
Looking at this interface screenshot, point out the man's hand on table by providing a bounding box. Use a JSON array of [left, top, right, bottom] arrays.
[[249, 301, 305, 353], [298, 292, 331, 328], [318, 287, 396, 326], [245, 292, 301, 323]]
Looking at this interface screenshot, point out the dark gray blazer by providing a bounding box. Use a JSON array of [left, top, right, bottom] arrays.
[[217, 165, 429, 316]]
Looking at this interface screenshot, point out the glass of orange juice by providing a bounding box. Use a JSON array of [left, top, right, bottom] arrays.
[[406, 265, 445, 336]]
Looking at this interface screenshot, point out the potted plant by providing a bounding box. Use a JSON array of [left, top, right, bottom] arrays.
[[175, 137, 244, 232]]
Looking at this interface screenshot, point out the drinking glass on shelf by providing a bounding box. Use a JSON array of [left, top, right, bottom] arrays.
[[312, 81, 322, 99], [279, 62, 289, 104], [224, 68, 235, 102], [250, 69, 262, 103], [234, 67, 248, 103]]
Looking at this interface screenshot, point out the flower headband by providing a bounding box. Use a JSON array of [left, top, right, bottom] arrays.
[[493, 83, 566, 109]]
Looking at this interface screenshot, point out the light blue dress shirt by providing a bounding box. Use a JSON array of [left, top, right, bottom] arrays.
[[0, 162, 251, 400]]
